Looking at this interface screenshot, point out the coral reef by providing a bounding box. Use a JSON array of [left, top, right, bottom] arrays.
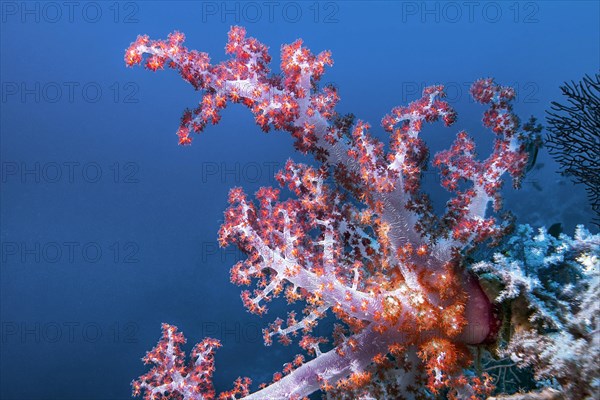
[[473, 224, 599, 399], [124, 27, 595, 399]]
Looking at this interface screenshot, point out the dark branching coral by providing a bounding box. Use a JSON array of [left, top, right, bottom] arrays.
[[546, 73, 600, 226]]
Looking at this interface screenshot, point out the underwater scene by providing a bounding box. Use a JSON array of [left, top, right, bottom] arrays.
[[1, 1, 599, 399]]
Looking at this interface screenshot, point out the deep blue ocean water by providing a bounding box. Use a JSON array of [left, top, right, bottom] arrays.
[[1, 1, 598, 399]]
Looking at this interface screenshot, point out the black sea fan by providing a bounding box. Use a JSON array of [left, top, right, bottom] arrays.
[[546, 73, 600, 226]]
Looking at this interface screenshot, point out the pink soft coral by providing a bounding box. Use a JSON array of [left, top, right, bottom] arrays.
[[126, 27, 536, 399]]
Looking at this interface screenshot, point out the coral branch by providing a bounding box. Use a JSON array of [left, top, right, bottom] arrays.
[[131, 324, 221, 400], [124, 27, 565, 399]]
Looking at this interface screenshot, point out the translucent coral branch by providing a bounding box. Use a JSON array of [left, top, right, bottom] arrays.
[[244, 325, 403, 400], [131, 324, 221, 400]]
